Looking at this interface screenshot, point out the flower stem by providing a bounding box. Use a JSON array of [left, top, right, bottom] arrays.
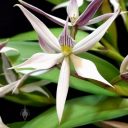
[[100, 38, 124, 63], [70, 26, 78, 39], [97, 48, 124, 64]]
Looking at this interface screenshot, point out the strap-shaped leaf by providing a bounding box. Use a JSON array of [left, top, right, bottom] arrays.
[[21, 96, 128, 128]]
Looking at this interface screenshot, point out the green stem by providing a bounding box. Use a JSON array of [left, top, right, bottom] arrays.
[[120, 0, 128, 31], [99, 38, 124, 63], [101, 38, 117, 51], [98, 49, 124, 64], [70, 26, 78, 39]]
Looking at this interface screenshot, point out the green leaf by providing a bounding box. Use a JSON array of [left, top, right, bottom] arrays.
[[6, 40, 119, 96], [9, 31, 37, 41], [51, 28, 89, 42], [101, 0, 118, 49], [5, 91, 54, 106], [47, 0, 65, 5], [120, 0, 128, 31], [9, 28, 88, 42], [38, 67, 116, 96], [8, 122, 26, 128], [7, 41, 42, 64], [114, 79, 128, 96], [22, 96, 128, 128]]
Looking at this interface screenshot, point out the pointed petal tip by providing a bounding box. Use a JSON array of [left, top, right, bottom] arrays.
[[56, 58, 70, 124], [13, 4, 20, 8], [52, 1, 69, 11], [73, 10, 119, 54], [71, 54, 113, 87], [120, 55, 128, 74]]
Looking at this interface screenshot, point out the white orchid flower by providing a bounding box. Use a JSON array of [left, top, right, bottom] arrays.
[[0, 54, 49, 98], [52, 0, 84, 11], [14, 4, 119, 123], [120, 55, 128, 80], [0, 117, 9, 128], [18, 0, 115, 31], [0, 70, 50, 98]]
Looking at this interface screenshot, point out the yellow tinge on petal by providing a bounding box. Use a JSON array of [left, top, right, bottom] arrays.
[[61, 45, 72, 56]]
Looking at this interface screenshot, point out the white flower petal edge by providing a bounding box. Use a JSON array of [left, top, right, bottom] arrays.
[[56, 57, 70, 122], [15, 4, 61, 52], [86, 13, 113, 25], [70, 54, 112, 87], [1, 53, 17, 84], [52, 0, 83, 10], [12, 69, 49, 93], [20, 80, 50, 97], [19, 0, 68, 27], [38, 36, 55, 53], [0, 47, 18, 53], [120, 55, 128, 74], [18, 0, 101, 31], [80, 26, 96, 31], [12, 53, 63, 70], [0, 81, 17, 97], [0, 117, 9, 128], [109, 0, 120, 12], [73, 10, 120, 54], [67, 0, 79, 23], [52, 1, 69, 11]]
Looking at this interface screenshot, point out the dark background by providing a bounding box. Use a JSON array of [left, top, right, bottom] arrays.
[[0, 0, 128, 126], [0, 0, 128, 55], [0, 0, 67, 38]]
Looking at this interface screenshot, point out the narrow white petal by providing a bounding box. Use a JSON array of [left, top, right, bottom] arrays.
[[0, 81, 18, 97], [120, 55, 128, 74], [73, 10, 119, 54], [15, 4, 60, 51], [0, 47, 18, 53], [1, 53, 17, 83], [19, 0, 68, 27], [56, 57, 70, 123], [77, 0, 84, 7], [19, 69, 48, 76], [79, 25, 96, 31], [110, 0, 120, 12], [53, 1, 69, 10], [67, 0, 79, 24], [71, 54, 112, 86], [0, 117, 9, 128], [86, 13, 113, 25], [12, 69, 47, 93], [38, 36, 55, 53], [20, 83, 49, 97], [13, 53, 63, 70], [53, 0, 83, 10]]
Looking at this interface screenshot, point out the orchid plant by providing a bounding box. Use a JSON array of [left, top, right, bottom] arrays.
[[11, 3, 119, 122], [0, 0, 128, 128]]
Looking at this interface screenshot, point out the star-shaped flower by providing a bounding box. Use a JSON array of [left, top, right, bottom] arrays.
[[18, 0, 115, 31], [14, 4, 119, 122]]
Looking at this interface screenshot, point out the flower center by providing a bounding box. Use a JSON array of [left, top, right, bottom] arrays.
[[61, 45, 72, 56]]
